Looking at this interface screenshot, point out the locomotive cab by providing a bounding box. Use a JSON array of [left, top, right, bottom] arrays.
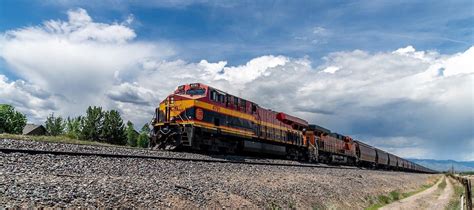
[[174, 83, 208, 98], [155, 83, 209, 123], [151, 83, 209, 149]]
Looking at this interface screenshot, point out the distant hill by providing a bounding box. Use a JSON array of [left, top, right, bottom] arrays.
[[409, 159, 474, 172]]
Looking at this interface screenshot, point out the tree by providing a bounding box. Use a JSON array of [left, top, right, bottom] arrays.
[[80, 106, 103, 141], [126, 121, 138, 147], [101, 110, 126, 145], [137, 123, 150, 148], [45, 113, 65, 136], [0, 104, 27, 134], [141, 123, 151, 133], [137, 132, 149, 148], [65, 116, 82, 139]]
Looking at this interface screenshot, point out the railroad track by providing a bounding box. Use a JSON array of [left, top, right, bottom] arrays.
[[0, 147, 358, 170]]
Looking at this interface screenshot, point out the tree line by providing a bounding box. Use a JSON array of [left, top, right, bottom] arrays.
[[0, 104, 149, 148], [0, 104, 27, 134]]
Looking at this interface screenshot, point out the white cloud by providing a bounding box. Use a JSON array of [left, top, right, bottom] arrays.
[[312, 26, 327, 35], [215, 55, 289, 86], [0, 8, 173, 119], [106, 82, 156, 106], [0, 8, 473, 160], [322, 66, 340, 74], [0, 75, 59, 122]]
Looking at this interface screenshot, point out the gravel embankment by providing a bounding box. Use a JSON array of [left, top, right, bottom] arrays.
[[0, 138, 325, 166], [0, 139, 437, 209]]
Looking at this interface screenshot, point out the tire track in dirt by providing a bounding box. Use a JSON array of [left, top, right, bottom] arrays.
[[380, 175, 454, 210]]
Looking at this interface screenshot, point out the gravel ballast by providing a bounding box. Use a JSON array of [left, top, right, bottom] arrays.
[[0, 139, 437, 209], [0, 138, 328, 166]]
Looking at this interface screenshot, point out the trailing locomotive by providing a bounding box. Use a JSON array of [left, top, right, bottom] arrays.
[[150, 83, 435, 173]]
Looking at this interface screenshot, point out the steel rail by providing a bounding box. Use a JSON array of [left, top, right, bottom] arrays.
[[0, 147, 358, 170]]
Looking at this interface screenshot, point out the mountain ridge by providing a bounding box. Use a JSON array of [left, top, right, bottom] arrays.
[[408, 158, 474, 172]]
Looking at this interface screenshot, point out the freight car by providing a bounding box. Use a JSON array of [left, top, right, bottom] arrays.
[[150, 83, 435, 173]]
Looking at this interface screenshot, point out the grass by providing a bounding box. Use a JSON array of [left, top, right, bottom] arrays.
[[445, 179, 464, 210], [0, 133, 121, 147], [459, 171, 474, 175], [438, 177, 447, 190], [400, 183, 433, 198], [365, 176, 439, 210]]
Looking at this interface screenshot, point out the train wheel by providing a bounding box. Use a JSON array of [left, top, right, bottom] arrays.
[[161, 133, 181, 150]]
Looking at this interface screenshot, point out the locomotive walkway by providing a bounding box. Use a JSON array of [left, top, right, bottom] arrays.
[[380, 175, 454, 210]]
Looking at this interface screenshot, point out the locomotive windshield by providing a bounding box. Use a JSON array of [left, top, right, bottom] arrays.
[[186, 88, 206, 95]]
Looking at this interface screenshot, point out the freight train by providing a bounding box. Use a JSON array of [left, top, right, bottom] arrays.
[[150, 83, 435, 173]]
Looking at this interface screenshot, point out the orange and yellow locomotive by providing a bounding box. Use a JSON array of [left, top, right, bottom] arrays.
[[150, 83, 434, 173], [151, 83, 353, 162]]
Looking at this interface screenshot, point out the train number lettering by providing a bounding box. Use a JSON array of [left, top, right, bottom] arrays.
[[212, 106, 220, 112]]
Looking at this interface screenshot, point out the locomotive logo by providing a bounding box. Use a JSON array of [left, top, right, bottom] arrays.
[[196, 108, 204, 120]]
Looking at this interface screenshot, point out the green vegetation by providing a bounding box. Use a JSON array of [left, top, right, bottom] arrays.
[[0, 104, 27, 134], [137, 123, 150, 148], [446, 179, 464, 210], [365, 178, 438, 210], [365, 193, 399, 210], [44, 106, 129, 145], [81, 106, 104, 141], [0, 133, 114, 147], [65, 116, 82, 139], [400, 183, 433, 198], [1, 104, 150, 148], [459, 171, 474, 175], [101, 110, 126, 145], [126, 121, 138, 147], [438, 177, 447, 190], [45, 113, 65, 136]]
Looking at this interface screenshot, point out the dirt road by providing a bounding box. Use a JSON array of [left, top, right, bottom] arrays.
[[380, 176, 454, 210]]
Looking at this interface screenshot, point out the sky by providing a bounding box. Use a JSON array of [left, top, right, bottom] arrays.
[[0, 0, 473, 161]]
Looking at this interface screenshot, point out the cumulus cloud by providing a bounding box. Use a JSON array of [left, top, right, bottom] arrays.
[[106, 82, 156, 106], [0, 75, 60, 122], [0, 8, 172, 118], [0, 8, 473, 160], [322, 66, 340, 74]]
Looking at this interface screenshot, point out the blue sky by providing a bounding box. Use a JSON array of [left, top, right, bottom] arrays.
[[0, 0, 473, 160], [1, 0, 472, 66]]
